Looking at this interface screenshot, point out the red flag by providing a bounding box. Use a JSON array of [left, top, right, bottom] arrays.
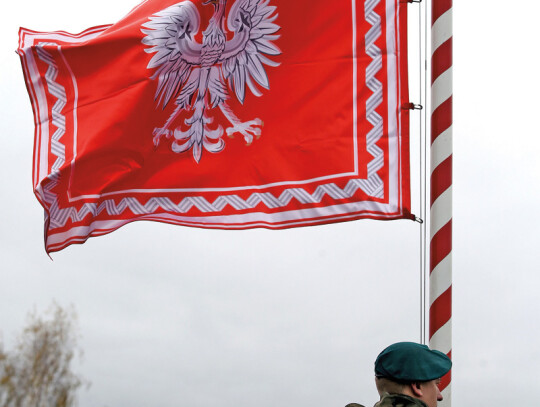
[[18, 0, 412, 253]]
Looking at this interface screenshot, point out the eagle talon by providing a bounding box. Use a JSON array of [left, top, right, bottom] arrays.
[[153, 127, 173, 147], [226, 118, 262, 144]]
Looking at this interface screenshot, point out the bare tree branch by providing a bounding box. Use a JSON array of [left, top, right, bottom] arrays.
[[0, 303, 88, 407]]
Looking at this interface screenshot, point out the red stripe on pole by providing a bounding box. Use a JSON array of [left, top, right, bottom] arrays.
[[438, 352, 451, 393], [431, 97, 452, 142], [432, 0, 452, 23], [440, 369, 451, 390], [430, 156, 452, 202], [431, 38, 452, 84], [439, 350, 452, 391], [429, 287, 451, 337], [430, 220, 452, 270]]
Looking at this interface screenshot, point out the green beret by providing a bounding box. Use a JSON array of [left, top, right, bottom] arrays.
[[374, 342, 451, 382]]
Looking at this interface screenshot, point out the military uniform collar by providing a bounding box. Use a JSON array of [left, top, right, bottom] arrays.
[[374, 392, 428, 407]]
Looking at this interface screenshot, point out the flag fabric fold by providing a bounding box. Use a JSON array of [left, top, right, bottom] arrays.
[[18, 0, 412, 253]]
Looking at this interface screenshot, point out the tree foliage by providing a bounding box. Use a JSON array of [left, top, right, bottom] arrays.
[[0, 303, 86, 407]]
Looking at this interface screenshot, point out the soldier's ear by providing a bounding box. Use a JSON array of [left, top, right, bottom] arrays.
[[409, 382, 423, 398]]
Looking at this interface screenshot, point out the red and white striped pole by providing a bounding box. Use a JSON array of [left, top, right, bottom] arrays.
[[429, 0, 452, 405]]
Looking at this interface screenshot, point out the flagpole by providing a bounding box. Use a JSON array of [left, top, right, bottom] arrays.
[[429, 0, 452, 406]]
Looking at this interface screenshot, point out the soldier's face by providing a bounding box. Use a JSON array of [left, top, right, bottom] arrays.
[[418, 378, 443, 407]]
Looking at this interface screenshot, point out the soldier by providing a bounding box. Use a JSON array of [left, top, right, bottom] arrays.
[[347, 342, 452, 407]]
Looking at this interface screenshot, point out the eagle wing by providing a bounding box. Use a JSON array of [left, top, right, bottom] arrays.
[[141, 1, 203, 108], [220, 0, 281, 104]]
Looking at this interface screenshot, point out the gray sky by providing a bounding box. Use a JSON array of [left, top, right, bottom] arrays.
[[1, 1, 540, 406]]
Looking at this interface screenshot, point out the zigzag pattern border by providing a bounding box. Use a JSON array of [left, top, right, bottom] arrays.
[[36, 43, 67, 229], [42, 178, 379, 226], [35, 2, 386, 229], [36, 43, 67, 172], [364, 0, 384, 198]]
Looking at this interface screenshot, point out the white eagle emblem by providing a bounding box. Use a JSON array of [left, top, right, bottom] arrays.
[[141, 0, 281, 162]]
